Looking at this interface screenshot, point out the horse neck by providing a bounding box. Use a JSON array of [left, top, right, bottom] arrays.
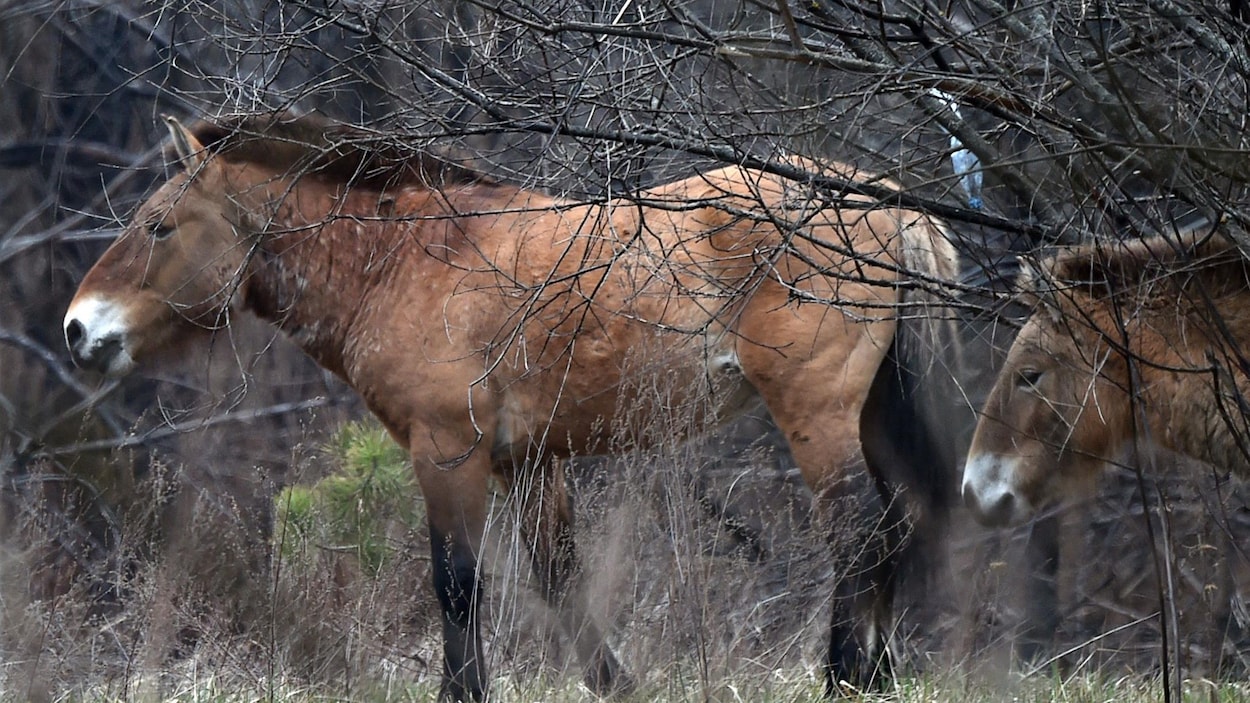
[[235, 171, 407, 377], [1133, 313, 1250, 477]]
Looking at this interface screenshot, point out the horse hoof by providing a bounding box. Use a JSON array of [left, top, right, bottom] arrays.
[[824, 656, 890, 698], [438, 678, 487, 702], [584, 663, 637, 698]]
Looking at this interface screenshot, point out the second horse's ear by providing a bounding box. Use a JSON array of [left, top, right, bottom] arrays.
[[1015, 254, 1065, 323], [163, 115, 207, 173]]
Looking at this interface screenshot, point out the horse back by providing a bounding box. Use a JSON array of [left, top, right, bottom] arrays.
[[351, 164, 955, 461]]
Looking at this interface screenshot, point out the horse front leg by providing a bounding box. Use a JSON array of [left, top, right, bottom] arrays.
[[416, 452, 492, 702], [1019, 512, 1060, 665], [507, 457, 634, 696]]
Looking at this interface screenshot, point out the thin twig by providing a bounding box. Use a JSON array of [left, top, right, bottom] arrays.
[[36, 397, 346, 458]]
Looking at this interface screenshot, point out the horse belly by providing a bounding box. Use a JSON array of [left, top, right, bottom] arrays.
[[489, 388, 622, 461], [488, 348, 759, 462]]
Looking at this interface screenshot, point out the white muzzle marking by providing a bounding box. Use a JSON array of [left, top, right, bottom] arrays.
[[961, 452, 1028, 527], [64, 295, 137, 377]]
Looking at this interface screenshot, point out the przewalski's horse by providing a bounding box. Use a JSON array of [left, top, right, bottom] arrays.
[[963, 230, 1250, 527], [64, 113, 959, 699]]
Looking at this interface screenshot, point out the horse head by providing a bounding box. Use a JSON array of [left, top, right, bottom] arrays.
[[961, 248, 1134, 526], [64, 118, 254, 376]]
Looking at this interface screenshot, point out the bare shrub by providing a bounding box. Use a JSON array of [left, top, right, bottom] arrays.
[[5, 0, 1250, 698]]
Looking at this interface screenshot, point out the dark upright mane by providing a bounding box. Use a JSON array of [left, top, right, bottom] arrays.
[[182, 112, 493, 189], [1038, 231, 1250, 303]]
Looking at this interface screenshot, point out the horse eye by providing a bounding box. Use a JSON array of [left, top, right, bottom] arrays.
[[151, 222, 175, 240], [1017, 369, 1044, 391]]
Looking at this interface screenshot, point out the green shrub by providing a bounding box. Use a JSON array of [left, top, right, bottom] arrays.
[[275, 420, 421, 577]]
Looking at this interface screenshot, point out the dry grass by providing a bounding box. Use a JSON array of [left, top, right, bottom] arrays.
[[0, 358, 1247, 702], [3, 403, 1250, 701], [37, 665, 1250, 702]]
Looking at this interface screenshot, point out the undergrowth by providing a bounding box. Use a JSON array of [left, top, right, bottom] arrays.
[[275, 421, 422, 578], [58, 670, 1250, 702]]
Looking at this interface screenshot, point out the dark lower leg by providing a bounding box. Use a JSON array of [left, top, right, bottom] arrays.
[[516, 464, 633, 696], [1019, 513, 1060, 665], [826, 561, 896, 694], [430, 527, 487, 702], [534, 526, 632, 695], [823, 468, 903, 695]]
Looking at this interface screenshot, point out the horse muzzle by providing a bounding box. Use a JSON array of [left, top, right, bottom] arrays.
[[64, 298, 137, 377], [961, 452, 1030, 527]]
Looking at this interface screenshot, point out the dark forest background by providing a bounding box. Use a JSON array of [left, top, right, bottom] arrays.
[[0, 0, 1249, 698]]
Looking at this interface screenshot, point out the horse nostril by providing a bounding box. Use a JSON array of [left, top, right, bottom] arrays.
[[960, 482, 977, 511], [65, 319, 85, 350], [988, 491, 1015, 524], [962, 478, 1018, 526]]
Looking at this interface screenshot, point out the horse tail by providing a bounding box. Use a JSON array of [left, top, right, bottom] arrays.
[[848, 210, 966, 666], [866, 213, 966, 515]]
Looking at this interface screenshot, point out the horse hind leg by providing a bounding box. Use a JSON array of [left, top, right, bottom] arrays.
[[823, 459, 905, 695], [750, 411, 903, 693], [507, 456, 635, 696], [824, 346, 946, 695], [737, 334, 902, 691]]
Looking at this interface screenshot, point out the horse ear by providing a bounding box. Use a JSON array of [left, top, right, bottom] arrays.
[[1016, 254, 1063, 322], [1015, 255, 1043, 304], [163, 115, 207, 172], [1043, 242, 1123, 300]]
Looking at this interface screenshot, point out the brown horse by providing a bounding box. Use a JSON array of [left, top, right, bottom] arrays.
[[65, 113, 958, 699], [963, 230, 1250, 526]]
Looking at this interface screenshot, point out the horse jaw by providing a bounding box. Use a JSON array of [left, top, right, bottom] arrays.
[[64, 295, 138, 377], [961, 451, 1032, 527]]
